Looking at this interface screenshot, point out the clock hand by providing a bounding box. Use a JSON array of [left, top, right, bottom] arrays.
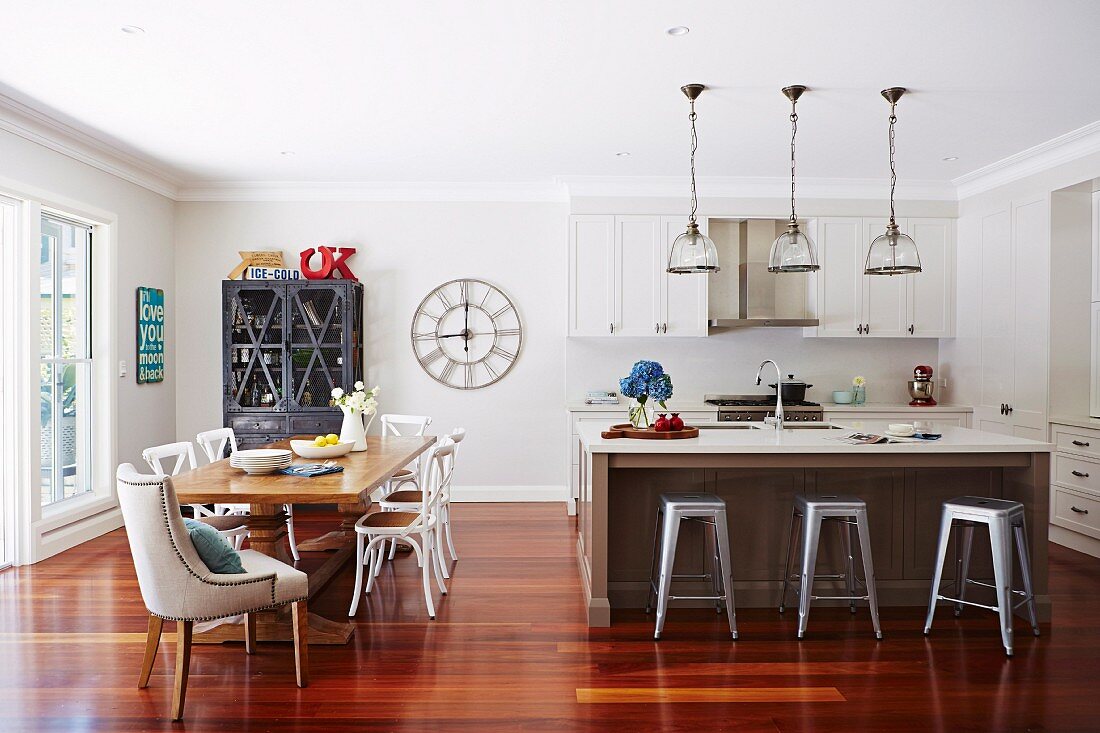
[[436, 332, 468, 339], [464, 296, 470, 353]]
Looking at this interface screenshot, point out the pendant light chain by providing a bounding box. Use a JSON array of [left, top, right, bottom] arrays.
[[888, 101, 898, 225], [789, 98, 798, 224], [688, 98, 699, 225]]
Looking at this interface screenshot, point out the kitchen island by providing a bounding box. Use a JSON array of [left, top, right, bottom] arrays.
[[576, 422, 1053, 627]]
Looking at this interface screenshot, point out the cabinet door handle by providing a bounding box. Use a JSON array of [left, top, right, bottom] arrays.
[[1073, 440, 1091, 447], [609, 323, 614, 334], [1000, 403, 1006, 415], [857, 324, 864, 335], [662, 323, 667, 334], [1072, 470, 1090, 478], [1006, 405, 1013, 414], [864, 323, 870, 334], [253, 422, 261, 429], [655, 323, 660, 333], [908, 324, 915, 335], [1071, 506, 1090, 514]]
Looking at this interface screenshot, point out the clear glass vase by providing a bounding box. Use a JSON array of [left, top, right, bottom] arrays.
[[628, 398, 651, 429], [851, 386, 866, 405]]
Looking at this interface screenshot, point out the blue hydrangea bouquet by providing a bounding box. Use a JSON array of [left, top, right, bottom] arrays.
[[619, 360, 674, 429]]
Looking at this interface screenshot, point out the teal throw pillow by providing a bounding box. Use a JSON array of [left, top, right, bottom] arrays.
[[182, 518, 246, 574]]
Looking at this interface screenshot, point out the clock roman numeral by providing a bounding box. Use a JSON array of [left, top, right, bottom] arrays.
[[440, 361, 456, 384], [490, 303, 513, 320], [494, 328, 521, 338], [482, 359, 499, 380], [465, 363, 476, 388], [419, 348, 445, 367], [459, 280, 469, 306], [490, 345, 516, 361], [413, 331, 436, 341], [436, 290, 453, 309]]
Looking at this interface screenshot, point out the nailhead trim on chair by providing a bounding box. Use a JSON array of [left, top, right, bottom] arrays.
[[118, 476, 297, 617]]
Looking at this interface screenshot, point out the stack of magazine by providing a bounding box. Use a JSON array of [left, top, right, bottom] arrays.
[[584, 390, 620, 405]]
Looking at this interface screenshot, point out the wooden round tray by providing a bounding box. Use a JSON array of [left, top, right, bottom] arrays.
[[600, 423, 700, 440]]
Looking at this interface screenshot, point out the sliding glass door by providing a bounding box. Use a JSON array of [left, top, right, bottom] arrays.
[[39, 214, 93, 507]]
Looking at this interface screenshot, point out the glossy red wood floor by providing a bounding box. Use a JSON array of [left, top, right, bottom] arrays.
[[1, 503, 1098, 731]]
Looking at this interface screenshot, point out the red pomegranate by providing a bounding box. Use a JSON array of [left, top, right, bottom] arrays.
[[654, 414, 671, 432], [669, 413, 684, 431]]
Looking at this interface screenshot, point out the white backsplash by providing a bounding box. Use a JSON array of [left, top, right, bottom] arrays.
[[566, 331, 940, 405]]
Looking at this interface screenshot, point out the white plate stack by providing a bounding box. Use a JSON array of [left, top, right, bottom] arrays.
[[230, 448, 293, 475]]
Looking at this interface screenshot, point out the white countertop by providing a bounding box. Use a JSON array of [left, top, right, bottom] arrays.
[[577, 421, 1052, 455], [569, 400, 972, 413], [1049, 415, 1100, 430], [823, 402, 973, 413]]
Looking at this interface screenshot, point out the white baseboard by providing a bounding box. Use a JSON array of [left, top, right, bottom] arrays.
[[34, 506, 124, 563], [450, 484, 570, 503]]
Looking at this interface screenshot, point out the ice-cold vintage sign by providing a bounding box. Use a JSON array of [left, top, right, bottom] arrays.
[[136, 287, 165, 384]]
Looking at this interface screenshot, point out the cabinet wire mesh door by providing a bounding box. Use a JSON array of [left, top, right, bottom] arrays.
[[287, 284, 352, 411], [222, 280, 363, 446], [225, 285, 288, 411]]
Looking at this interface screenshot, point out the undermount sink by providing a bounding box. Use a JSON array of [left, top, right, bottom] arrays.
[[697, 422, 848, 430], [778, 422, 847, 430]]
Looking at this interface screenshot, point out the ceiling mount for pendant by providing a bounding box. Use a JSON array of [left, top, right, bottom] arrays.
[[769, 84, 819, 273], [865, 86, 922, 276], [667, 83, 719, 274]]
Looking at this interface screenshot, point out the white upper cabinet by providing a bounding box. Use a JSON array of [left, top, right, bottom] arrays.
[[568, 215, 615, 336], [568, 215, 708, 337], [614, 216, 663, 337], [1093, 191, 1100, 303], [660, 216, 709, 336], [808, 216, 956, 338]]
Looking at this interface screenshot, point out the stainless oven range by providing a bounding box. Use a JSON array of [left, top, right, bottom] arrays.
[[704, 394, 824, 423]]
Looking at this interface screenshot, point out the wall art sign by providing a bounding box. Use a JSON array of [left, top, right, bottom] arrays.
[[227, 250, 285, 279], [136, 286, 165, 384], [244, 266, 302, 280], [300, 246, 358, 280]]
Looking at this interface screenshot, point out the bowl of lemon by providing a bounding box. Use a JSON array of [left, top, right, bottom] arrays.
[[290, 433, 355, 459]]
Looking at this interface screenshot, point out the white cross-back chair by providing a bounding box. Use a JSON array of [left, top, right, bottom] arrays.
[[142, 441, 248, 549], [379, 427, 466, 578], [116, 464, 308, 721], [195, 427, 301, 563], [378, 413, 433, 495], [349, 439, 453, 619]]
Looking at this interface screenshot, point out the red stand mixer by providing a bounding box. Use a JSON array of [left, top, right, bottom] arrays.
[[908, 365, 937, 406]]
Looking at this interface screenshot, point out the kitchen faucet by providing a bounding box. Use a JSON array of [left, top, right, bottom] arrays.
[[755, 359, 784, 429]]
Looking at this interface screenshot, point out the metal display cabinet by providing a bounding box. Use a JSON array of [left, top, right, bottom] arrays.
[[222, 280, 363, 448]]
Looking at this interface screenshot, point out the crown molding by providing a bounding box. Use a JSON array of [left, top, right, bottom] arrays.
[[556, 175, 957, 201], [176, 179, 570, 202], [953, 120, 1100, 199], [0, 93, 182, 200]]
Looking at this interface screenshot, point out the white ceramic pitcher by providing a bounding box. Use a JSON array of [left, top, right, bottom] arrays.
[[339, 406, 375, 452]]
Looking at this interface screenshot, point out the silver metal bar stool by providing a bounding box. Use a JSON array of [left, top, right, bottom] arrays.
[[923, 496, 1040, 656], [779, 494, 882, 640], [645, 493, 737, 640]]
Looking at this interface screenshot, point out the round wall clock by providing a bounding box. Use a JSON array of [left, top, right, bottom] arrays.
[[411, 278, 522, 390]]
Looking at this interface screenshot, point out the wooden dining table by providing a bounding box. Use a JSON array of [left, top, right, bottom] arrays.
[[170, 434, 435, 645]]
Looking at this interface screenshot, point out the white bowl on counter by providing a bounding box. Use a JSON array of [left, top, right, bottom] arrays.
[[886, 423, 916, 437], [290, 440, 355, 459]]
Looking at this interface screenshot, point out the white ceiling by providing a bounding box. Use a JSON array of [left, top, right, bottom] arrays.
[[1, 0, 1099, 187]]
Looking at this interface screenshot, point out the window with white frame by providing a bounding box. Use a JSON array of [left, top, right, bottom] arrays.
[[39, 213, 94, 507]]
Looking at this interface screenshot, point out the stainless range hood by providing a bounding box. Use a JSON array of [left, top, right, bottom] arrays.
[[707, 218, 819, 331]]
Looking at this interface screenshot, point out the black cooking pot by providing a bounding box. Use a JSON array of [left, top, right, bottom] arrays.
[[768, 374, 813, 403]]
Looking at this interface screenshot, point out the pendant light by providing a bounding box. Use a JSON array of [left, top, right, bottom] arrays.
[[768, 85, 819, 273], [865, 87, 922, 275], [667, 84, 719, 274]]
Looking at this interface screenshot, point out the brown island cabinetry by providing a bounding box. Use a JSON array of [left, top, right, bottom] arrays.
[[576, 422, 1053, 627]]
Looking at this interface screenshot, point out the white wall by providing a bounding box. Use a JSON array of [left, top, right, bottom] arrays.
[[174, 200, 569, 498], [0, 126, 176, 561]]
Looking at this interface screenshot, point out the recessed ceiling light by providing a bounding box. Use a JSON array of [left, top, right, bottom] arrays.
[[666, 26, 690, 36], [280, 150, 296, 156], [120, 25, 145, 34], [615, 151, 631, 157], [942, 156, 958, 161]]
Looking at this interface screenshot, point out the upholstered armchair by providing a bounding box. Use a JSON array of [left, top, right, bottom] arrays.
[[115, 464, 309, 721]]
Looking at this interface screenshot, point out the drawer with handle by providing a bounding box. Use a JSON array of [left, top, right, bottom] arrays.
[[1054, 454, 1100, 492], [1052, 485, 1100, 540], [1053, 426, 1100, 460], [230, 416, 288, 434], [290, 415, 343, 435]]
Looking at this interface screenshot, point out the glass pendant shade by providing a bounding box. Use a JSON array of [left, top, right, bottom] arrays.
[[864, 222, 922, 275], [668, 222, 719, 274], [768, 223, 819, 272]]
